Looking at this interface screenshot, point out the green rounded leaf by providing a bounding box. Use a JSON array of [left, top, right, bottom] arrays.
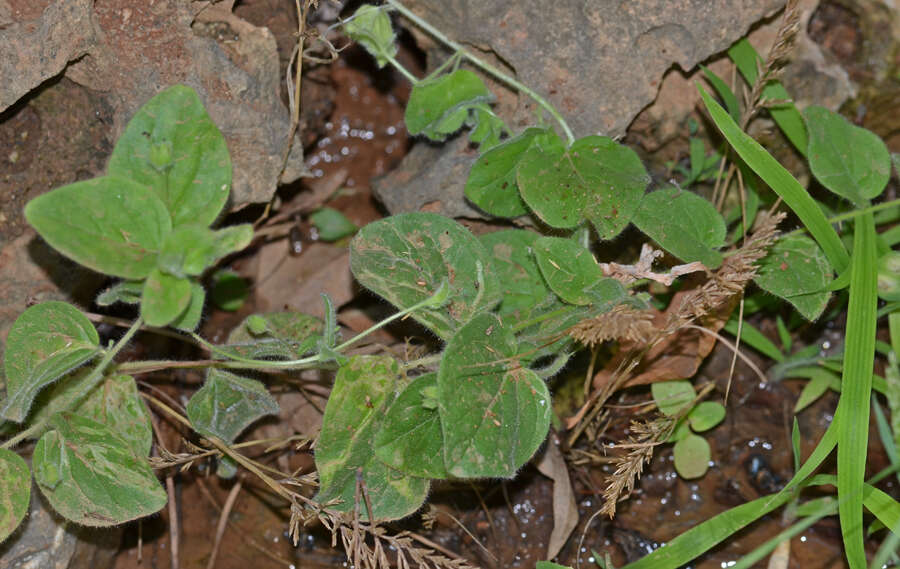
[[222, 311, 323, 359], [405, 70, 493, 141], [74, 374, 153, 456], [343, 4, 397, 68], [687, 401, 726, 432], [170, 280, 206, 332], [652, 380, 695, 417], [107, 85, 232, 227], [2, 302, 100, 423], [754, 234, 832, 321], [633, 187, 726, 268], [25, 176, 172, 279], [349, 212, 500, 340], [465, 128, 549, 217], [0, 448, 30, 542], [186, 369, 279, 443], [438, 313, 552, 478], [532, 236, 604, 305], [804, 105, 891, 204], [310, 208, 358, 242], [140, 269, 192, 327], [316, 356, 429, 521], [33, 413, 166, 526], [673, 433, 711, 479], [158, 224, 253, 278], [479, 229, 550, 320], [374, 373, 448, 478], [518, 135, 649, 239]]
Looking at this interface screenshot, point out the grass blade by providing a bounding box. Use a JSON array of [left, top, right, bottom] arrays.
[[731, 498, 836, 569]]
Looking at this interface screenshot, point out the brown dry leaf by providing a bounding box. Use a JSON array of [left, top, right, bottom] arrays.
[[535, 432, 578, 561], [591, 289, 737, 390]]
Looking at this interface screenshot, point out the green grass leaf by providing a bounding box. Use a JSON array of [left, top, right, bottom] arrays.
[[701, 65, 740, 122], [533, 236, 604, 305], [316, 356, 429, 520], [374, 373, 448, 478], [518, 135, 650, 239], [107, 85, 231, 227], [465, 128, 550, 217], [2, 302, 100, 423], [140, 268, 192, 327], [754, 234, 832, 320], [804, 106, 891, 204], [0, 448, 30, 542], [186, 369, 279, 443], [698, 85, 849, 273], [438, 313, 551, 478], [25, 176, 172, 279], [405, 70, 493, 141], [33, 413, 166, 527], [836, 213, 878, 569], [633, 187, 726, 268], [349, 212, 500, 340]]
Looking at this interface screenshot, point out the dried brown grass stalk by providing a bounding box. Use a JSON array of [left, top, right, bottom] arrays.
[[569, 304, 655, 347]]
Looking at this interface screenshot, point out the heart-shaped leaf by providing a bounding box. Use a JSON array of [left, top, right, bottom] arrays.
[[25, 176, 171, 279], [479, 229, 550, 320], [350, 212, 500, 340], [2, 302, 100, 423], [141, 268, 192, 327], [804, 105, 891, 205], [439, 313, 551, 478], [374, 373, 448, 478], [532, 236, 604, 305], [33, 413, 166, 526], [633, 187, 726, 268], [0, 448, 30, 542], [518, 135, 650, 239], [186, 369, 279, 443], [754, 234, 832, 321], [316, 356, 429, 520], [107, 85, 231, 227], [466, 128, 550, 217], [405, 70, 493, 141]]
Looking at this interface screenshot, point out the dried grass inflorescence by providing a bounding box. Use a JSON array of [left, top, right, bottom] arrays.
[[569, 304, 655, 347]]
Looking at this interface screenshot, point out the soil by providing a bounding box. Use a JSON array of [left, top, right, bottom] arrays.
[[1, 2, 899, 569]]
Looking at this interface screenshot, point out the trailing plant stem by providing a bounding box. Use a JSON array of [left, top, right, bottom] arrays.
[[1, 317, 144, 450], [384, 0, 576, 145]]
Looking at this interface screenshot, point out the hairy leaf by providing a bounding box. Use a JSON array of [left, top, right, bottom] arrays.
[[532, 236, 604, 305], [439, 313, 552, 478], [140, 268, 192, 327], [157, 224, 253, 278], [222, 311, 323, 359], [2, 302, 100, 423], [96, 280, 144, 306], [316, 356, 429, 520], [343, 4, 397, 68], [170, 280, 206, 331], [518, 135, 649, 239], [349, 212, 500, 339], [25, 176, 171, 279], [0, 448, 30, 542], [33, 413, 166, 526], [107, 85, 231, 227], [754, 234, 832, 321], [479, 229, 550, 321], [186, 369, 279, 443], [405, 70, 493, 141]]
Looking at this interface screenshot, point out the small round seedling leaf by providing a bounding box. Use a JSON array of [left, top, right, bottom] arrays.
[[25, 176, 172, 279], [141, 269, 192, 327], [518, 135, 649, 239], [667, 419, 692, 443], [652, 380, 695, 417], [0, 448, 30, 542], [479, 229, 550, 321], [688, 401, 726, 432], [438, 313, 552, 478], [108, 85, 231, 227], [316, 356, 429, 521], [32, 413, 166, 526], [343, 4, 397, 68], [754, 234, 832, 321], [211, 270, 248, 312], [533, 236, 604, 305], [2, 302, 100, 423], [673, 433, 711, 479], [186, 369, 279, 443], [310, 207, 357, 241], [374, 373, 448, 478], [633, 187, 726, 268], [405, 70, 493, 141], [349, 212, 500, 340], [466, 128, 549, 217], [804, 105, 891, 204]]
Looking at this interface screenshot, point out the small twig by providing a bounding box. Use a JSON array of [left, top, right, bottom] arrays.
[[166, 474, 180, 569], [207, 479, 243, 569]]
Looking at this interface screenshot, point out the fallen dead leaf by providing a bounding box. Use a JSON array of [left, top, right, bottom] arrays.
[[535, 432, 578, 561]]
